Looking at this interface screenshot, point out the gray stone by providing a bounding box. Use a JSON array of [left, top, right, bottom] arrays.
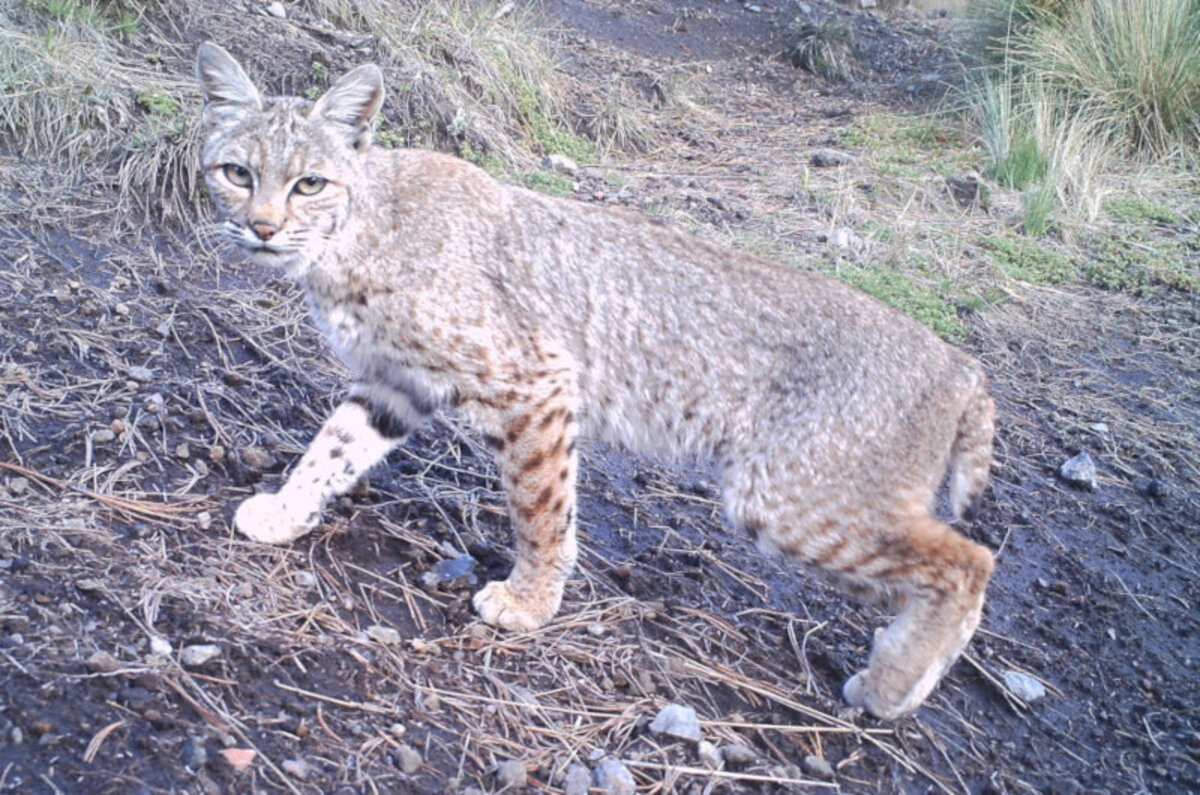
[[180, 644, 221, 667], [563, 764, 591, 795], [1003, 670, 1047, 702], [810, 148, 854, 168], [128, 366, 154, 382], [396, 744, 422, 774], [593, 759, 636, 795], [86, 651, 121, 674], [1059, 451, 1097, 490], [720, 743, 756, 767], [543, 154, 579, 176], [266, 1, 286, 19], [697, 740, 721, 770], [494, 760, 527, 789], [803, 754, 835, 780], [293, 571, 317, 588], [241, 446, 275, 471], [367, 625, 402, 645], [149, 636, 172, 657], [648, 703, 702, 743], [420, 554, 478, 591], [7, 477, 28, 496], [182, 737, 208, 770], [93, 429, 116, 444]]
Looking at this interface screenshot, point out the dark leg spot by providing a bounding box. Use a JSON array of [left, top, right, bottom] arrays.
[[348, 395, 410, 440], [483, 433, 505, 452], [330, 447, 344, 459]]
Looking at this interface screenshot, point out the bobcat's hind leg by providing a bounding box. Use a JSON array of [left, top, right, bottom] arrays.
[[471, 376, 580, 632], [234, 387, 429, 544], [745, 494, 993, 720]]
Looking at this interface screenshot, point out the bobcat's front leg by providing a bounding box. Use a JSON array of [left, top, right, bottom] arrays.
[[234, 387, 429, 544], [473, 378, 580, 632]]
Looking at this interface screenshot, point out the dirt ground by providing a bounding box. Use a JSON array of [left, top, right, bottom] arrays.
[[1, 1, 1198, 793]]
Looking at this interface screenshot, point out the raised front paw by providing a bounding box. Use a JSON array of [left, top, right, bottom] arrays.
[[472, 579, 561, 633], [233, 493, 319, 544]]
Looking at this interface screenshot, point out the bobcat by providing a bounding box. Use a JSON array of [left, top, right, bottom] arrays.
[[196, 43, 996, 720]]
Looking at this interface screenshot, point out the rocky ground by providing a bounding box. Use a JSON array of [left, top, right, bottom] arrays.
[[1, 1, 1198, 793]]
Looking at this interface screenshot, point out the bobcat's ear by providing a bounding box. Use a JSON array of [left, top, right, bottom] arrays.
[[196, 42, 262, 124], [310, 64, 385, 152]]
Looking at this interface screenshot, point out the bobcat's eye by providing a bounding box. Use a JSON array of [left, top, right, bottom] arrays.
[[222, 164, 252, 188], [293, 176, 328, 196]]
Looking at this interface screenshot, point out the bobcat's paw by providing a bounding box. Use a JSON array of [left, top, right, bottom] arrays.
[[472, 579, 559, 633], [842, 665, 937, 721], [233, 493, 319, 544]]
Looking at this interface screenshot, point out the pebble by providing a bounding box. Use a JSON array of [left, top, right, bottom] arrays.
[[494, 760, 527, 789], [593, 758, 636, 795], [128, 366, 154, 382], [183, 737, 208, 770], [543, 154, 579, 176], [697, 740, 721, 770], [563, 764, 591, 795], [396, 744, 422, 774], [176, 443, 191, 460], [196, 511, 212, 531], [420, 554, 478, 591], [220, 748, 256, 772], [7, 477, 28, 496], [1003, 670, 1047, 702], [281, 759, 309, 780], [293, 571, 317, 588], [803, 754, 835, 780], [241, 446, 274, 471], [180, 644, 221, 667], [266, 1, 286, 18], [76, 578, 105, 593], [367, 625, 402, 645], [810, 148, 854, 168], [93, 429, 116, 444], [1059, 451, 1097, 490], [86, 651, 122, 674], [388, 723, 407, 738], [720, 743, 756, 767], [649, 703, 702, 743], [149, 636, 172, 657], [209, 445, 226, 463]]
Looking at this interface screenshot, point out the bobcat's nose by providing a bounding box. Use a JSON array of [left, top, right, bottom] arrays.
[[250, 220, 279, 241]]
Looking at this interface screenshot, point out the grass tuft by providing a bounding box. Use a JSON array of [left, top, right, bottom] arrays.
[[786, 19, 858, 82]]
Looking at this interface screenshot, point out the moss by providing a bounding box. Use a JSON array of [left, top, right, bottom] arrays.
[[1083, 236, 1199, 294], [982, 235, 1076, 285], [839, 113, 977, 178], [520, 170, 574, 197], [136, 89, 180, 118], [835, 264, 968, 342]]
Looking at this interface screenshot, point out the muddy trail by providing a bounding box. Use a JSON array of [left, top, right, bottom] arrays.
[[2, 1, 1199, 794]]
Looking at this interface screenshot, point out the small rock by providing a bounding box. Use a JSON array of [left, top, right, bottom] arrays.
[[111, 418, 127, 434], [396, 744, 422, 774], [563, 764, 591, 795], [76, 578, 105, 593], [115, 303, 130, 317], [648, 703, 702, 743], [697, 740, 721, 770], [367, 625, 402, 645], [194, 460, 210, 478], [543, 154, 579, 176], [183, 737, 208, 770], [144, 393, 164, 413], [810, 148, 853, 168], [803, 755, 835, 780], [720, 743, 756, 767], [220, 748, 256, 772], [196, 511, 212, 531], [155, 320, 172, 338], [266, 1, 286, 18], [9, 727, 22, 745], [180, 644, 221, 667], [1138, 478, 1169, 501], [128, 366, 154, 382], [93, 429, 116, 444], [241, 446, 274, 471], [293, 571, 317, 588], [149, 636, 172, 657], [586, 623, 607, 637], [1003, 670, 1046, 702], [175, 443, 191, 460], [209, 445, 226, 463], [409, 638, 439, 655], [830, 227, 862, 251], [281, 759, 309, 780], [86, 651, 121, 674], [7, 477, 28, 496], [494, 760, 527, 789], [593, 759, 636, 795], [420, 554, 478, 591], [388, 723, 407, 738], [1089, 422, 1110, 434], [1059, 451, 1097, 490]]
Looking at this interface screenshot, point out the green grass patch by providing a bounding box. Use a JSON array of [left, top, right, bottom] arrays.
[[1103, 195, 1181, 225], [1083, 236, 1199, 294], [834, 263, 968, 342], [520, 170, 574, 197], [839, 114, 977, 178], [982, 234, 1076, 284]]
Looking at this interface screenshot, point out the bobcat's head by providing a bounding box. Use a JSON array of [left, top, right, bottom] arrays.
[[195, 43, 383, 274]]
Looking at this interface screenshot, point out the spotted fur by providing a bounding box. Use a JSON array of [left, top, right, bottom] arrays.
[[198, 44, 996, 719]]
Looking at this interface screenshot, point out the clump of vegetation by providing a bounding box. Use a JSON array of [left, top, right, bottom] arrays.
[[982, 234, 1076, 285], [837, 264, 967, 342], [786, 19, 858, 82], [966, 0, 1200, 235], [1082, 235, 1199, 294]]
